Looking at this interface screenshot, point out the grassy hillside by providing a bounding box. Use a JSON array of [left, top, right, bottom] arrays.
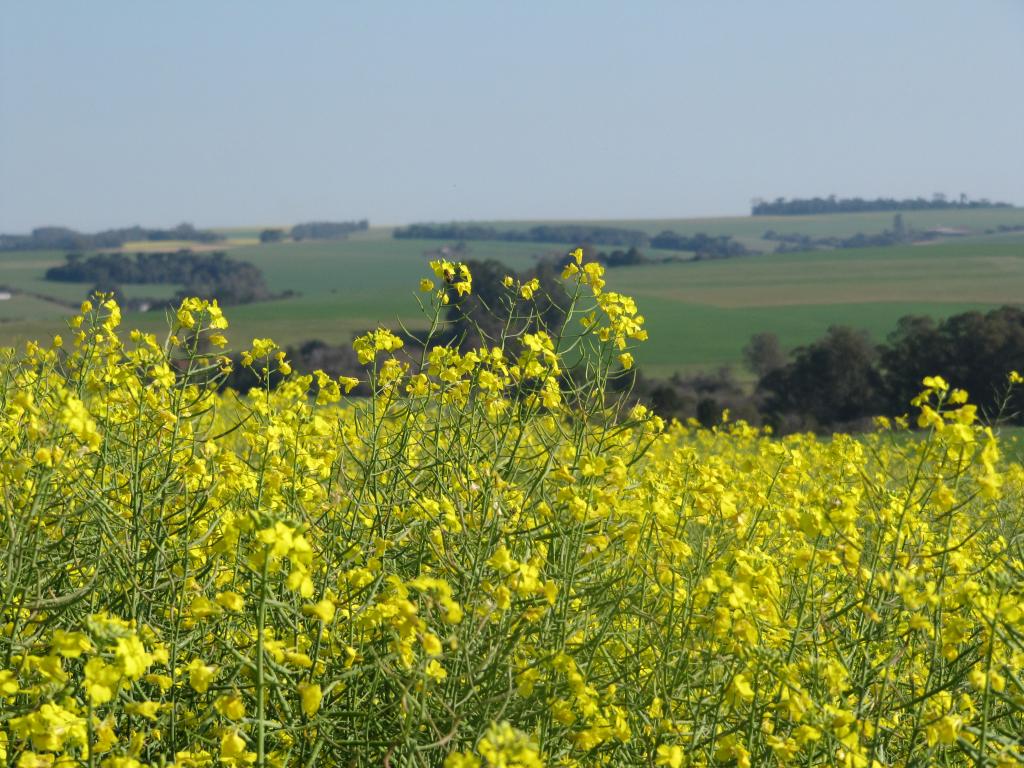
[[2, 217, 1023, 377]]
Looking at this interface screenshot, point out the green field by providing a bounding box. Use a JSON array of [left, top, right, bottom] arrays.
[[2, 210, 1023, 377], [607, 241, 1024, 374], [0, 238, 555, 351]]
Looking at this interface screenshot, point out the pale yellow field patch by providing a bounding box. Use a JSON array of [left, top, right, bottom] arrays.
[[117, 240, 233, 252]]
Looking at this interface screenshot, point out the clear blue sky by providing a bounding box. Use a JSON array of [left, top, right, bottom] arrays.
[[1, 0, 1022, 231]]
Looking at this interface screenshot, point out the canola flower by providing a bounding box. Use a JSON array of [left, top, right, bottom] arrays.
[[0, 251, 1022, 767]]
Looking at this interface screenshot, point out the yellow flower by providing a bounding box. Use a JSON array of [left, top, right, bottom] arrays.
[[426, 659, 447, 682], [115, 635, 153, 678], [176, 307, 196, 330], [477, 722, 543, 768], [487, 545, 516, 573], [0, 670, 19, 695], [51, 630, 93, 658], [421, 633, 443, 657], [656, 744, 684, 768], [144, 673, 173, 691], [84, 659, 122, 705], [444, 754, 481, 768], [215, 591, 245, 612], [215, 692, 247, 720], [16, 752, 54, 768], [303, 598, 336, 623], [190, 595, 223, 619], [284, 650, 313, 668], [101, 758, 143, 768], [353, 328, 404, 365], [926, 714, 962, 746], [917, 404, 944, 431], [726, 672, 755, 706], [298, 681, 323, 717], [187, 658, 217, 693], [125, 700, 161, 720], [10, 702, 87, 752], [220, 730, 257, 766]]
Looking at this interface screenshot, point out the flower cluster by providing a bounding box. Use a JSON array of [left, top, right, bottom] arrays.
[[0, 255, 1021, 767]]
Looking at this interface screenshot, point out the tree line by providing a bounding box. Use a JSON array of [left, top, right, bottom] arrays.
[[751, 194, 1012, 216], [629, 307, 1024, 432], [46, 251, 278, 306], [0, 223, 223, 252], [394, 223, 650, 248], [765, 230, 908, 252], [764, 214, 910, 252], [766, 218, 1024, 254], [260, 220, 369, 243], [395, 223, 748, 258], [552, 246, 690, 269], [648, 231, 750, 258]]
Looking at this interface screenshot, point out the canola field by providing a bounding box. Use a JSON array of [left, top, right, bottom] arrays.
[[1, 256, 1022, 767]]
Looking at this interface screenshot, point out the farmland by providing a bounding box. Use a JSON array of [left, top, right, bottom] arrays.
[[609, 240, 1024, 374], [6, 3, 1023, 764], [469, 207, 1024, 251], [2, 209, 1023, 377], [1, 271, 1022, 766]]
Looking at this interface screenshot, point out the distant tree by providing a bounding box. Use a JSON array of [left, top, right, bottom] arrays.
[[764, 226, 909, 254], [880, 307, 1024, 420], [751, 194, 1011, 216], [260, 229, 285, 244], [892, 214, 905, 239], [617, 367, 760, 428], [743, 332, 785, 377], [0, 224, 223, 251], [626, 305, 1024, 434], [649, 231, 748, 258], [290, 221, 369, 241], [758, 326, 885, 428], [394, 223, 649, 248], [45, 250, 274, 306]]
